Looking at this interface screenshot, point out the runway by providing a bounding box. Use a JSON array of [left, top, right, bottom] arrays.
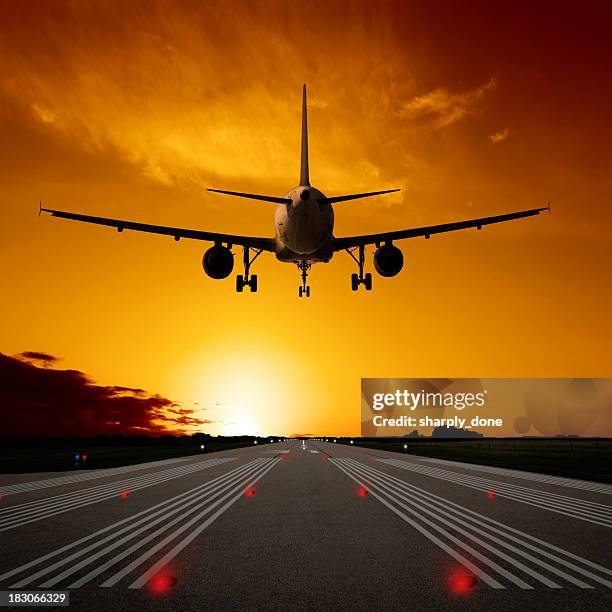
[[0, 441, 610, 611]]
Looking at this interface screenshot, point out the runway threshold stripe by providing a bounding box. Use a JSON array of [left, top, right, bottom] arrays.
[[331, 459, 505, 588], [0, 455, 202, 496], [362, 461, 612, 584], [377, 459, 612, 528], [410, 456, 612, 495], [1, 459, 271, 588], [0, 458, 233, 532], [126, 458, 278, 589], [380, 459, 612, 513], [0, 458, 229, 519], [335, 458, 612, 589], [344, 460, 587, 588], [49, 461, 271, 588], [0, 459, 232, 532], [338, 459, 543, 589]]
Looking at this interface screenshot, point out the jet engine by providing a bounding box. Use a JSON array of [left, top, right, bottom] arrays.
[[202, 245, 234, 279], [373, 243, 403, 277]]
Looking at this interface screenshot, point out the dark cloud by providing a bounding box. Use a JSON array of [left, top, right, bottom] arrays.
[[18, 351, 58, 364], [0, 352, 213, 436]]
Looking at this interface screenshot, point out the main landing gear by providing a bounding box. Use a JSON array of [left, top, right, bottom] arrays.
[[236, 245, 262, 292], [297, 261, 311, 298], [346, 244, 372, 291]]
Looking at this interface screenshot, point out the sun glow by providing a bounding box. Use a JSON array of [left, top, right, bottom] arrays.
[[172, 342, 297, 436]]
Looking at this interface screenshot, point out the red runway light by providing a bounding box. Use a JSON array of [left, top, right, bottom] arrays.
[[280, 455, 288, 461], [321, 455, 328, 461], [486, 490, 496, 500], [245, 487, 256, 497], [120, 491, 129, 499], [357, 486, 368, 497], [450, 571, 477, 594], [150, 573, 177, 593]]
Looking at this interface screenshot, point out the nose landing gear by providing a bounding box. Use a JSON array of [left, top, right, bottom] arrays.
[[346, 245, 372, 291], [297, 261, 311, 298], [236, 246, 262, 292]]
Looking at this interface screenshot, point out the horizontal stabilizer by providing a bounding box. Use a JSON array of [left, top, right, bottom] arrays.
[[321, 188, 400, 204], [207, 189, 291, 204]]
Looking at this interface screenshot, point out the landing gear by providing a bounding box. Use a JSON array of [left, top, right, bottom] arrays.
[[236, 246, 262, 292], [297, 261, 311, 298], [346, 245, 372, 291]]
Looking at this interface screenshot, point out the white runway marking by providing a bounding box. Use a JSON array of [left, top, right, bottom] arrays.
[[331, 458, 612, 590], [0, 457, 233, 532], [309, 450, 319, 454], [262, 450, 290, 454], [410, 456, 612, 495], [0, 458, 278, 590], [0, 455, 204, 496], [377, 458, 612, 528]]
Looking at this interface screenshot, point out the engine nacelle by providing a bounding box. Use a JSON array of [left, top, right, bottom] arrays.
[[374, 243, 403, 277], [202, 245, 234, 279]]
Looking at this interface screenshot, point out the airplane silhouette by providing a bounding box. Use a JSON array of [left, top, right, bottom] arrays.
[[41, 85, 548, 297]]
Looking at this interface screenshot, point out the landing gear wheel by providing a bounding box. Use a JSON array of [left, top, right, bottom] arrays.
[[236, 247, 263, 294], [347, 245, 372, 292], [296, 261, 312, 298]]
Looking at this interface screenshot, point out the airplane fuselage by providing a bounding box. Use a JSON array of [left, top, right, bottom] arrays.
[[274, 186, 334, 263]]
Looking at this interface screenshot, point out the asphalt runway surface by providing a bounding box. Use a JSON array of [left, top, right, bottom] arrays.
[[0, 441, 611, 611]]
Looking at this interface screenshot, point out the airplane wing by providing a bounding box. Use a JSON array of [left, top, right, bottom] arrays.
[[332, 205, 550, 251], [40, 207, 277, 252]]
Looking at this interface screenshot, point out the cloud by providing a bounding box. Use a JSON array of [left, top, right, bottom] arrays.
[[0, 352, 213, 436], [399, 78, 497, 128], [489, 128, 510, 143], [18, 351, 59, 365], [290, 433, 313, 438]]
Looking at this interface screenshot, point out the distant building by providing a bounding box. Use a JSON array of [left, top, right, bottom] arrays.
[[403, 430, 422, 438], [431, 426, 483, 439]]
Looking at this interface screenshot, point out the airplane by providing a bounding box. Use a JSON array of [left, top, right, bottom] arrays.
[[41, 84, 549, 298]]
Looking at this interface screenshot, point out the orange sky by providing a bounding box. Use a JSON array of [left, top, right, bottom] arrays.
[[1, 1, 611, 436]]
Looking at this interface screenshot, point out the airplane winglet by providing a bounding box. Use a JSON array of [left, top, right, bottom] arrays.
[[546, 200, 551, 214], [38, 201, 42, 217]]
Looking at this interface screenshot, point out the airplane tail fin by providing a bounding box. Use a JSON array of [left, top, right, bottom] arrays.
[[300, 84, 310, 187]]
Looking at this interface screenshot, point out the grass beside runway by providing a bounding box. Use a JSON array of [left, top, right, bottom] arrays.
[[0, 435, 277, 473], [337, 438, 612, 483]]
